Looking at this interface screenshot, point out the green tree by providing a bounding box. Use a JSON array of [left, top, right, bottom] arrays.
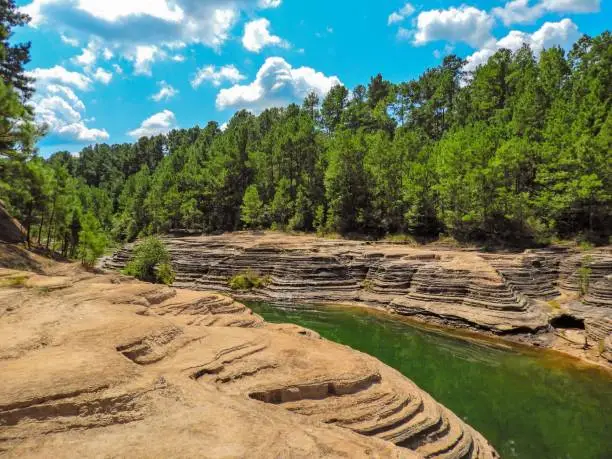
[[78, 212, 107, 268], [241, 185, 264, 229]]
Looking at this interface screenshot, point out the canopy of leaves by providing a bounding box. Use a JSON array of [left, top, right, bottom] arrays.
[[1, 28, 610, 255]]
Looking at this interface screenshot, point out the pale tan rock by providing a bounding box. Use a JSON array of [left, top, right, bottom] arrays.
[[0, 262, 498, 458], [103, 233, 609, 333]]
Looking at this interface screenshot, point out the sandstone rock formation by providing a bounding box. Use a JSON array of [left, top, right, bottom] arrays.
[[102, 233, 612, 363], [0, 261, 498, 458]]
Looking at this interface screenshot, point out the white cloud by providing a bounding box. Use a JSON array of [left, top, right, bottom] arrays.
[[216, 57, 341, 113], [93, 67, 113, 84], [242, 18, 288, 53], [112, 63, 123, 74], [46, 84, 85, 111], [20, 1, 294, 78], [73, 40, 113, 71], [493, 0, 544, 26], [388, 3, 415, 25], [60, 33, 79, 46], [493, 0, 600, 26], [151, 81, 178, 101], [74, 45, 96, 68], [20, 0, 273, 55], [29, 80, 108, 142], [128, 109, 177, 138], [412, 6, 494, 48], [258, 0, 281, 8], [129, 45, 166, 76], [55, 123, 109, 142], [102, 48, 114, 60], [75, 0, 183, 22], [542, 0, 600, 13], [465, 18, 580, 71], [27, 65, 92, 91], [191, 64, 246, 88]]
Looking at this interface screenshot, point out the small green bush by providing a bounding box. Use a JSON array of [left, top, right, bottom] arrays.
[[228, 270, 270, 291], [362, 279, 375, 292], [123, 237, 175, 285], [157, 262, 176, 286]]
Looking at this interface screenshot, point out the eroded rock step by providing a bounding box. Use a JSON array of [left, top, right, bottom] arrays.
[[101, 233, 611, 350]]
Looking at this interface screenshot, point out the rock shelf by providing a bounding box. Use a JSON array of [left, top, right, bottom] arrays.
[[102, 232, 612, 362], [0, 263, 498, 458]]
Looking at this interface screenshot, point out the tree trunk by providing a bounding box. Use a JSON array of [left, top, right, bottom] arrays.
[[46, 197, 57, 250], [37, 213, 45, 245], [25, 204, 33, 249]]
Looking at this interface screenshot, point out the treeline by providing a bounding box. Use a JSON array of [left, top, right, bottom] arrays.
[[1, 11, 610, 257]]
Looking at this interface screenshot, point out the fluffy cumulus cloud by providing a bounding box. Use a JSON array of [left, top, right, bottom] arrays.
[[191, 65, 246, 88], [493, 0, 600, 26], [126, 45, 167, 76], [128, 109, 177, 138], [388, 3, 415, 25], [216, 57, 341, 113], [465, 18, 580, 71], [27, 65, 92, 91], [28, 67, 109, 142], [242, 18, 288, 53], [93, 67, 113, 84], [151, 80, 178, 101], [411, 6, 494, 48], [72, 40, 115, 73], [21, 0, 283, 74]]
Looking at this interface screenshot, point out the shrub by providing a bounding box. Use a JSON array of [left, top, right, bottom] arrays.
[[228, 270, 270, 291], [157, 262, 176, 286], [123, 237, 175, 285], [362, 279, 375, 292]]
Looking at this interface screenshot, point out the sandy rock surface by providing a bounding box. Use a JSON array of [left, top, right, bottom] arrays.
[[102, 232, 612, 364], [0, 259, 498, 458]]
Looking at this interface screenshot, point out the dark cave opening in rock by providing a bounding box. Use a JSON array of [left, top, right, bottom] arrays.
[[550, 315, 585, 330]]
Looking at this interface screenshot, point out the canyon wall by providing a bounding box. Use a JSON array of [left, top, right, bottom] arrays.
[[103, 233, 612, 361]]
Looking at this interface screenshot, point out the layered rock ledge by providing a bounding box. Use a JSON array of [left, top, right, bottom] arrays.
[[0, 260, 498, 458], [102, 232, 612, 363]]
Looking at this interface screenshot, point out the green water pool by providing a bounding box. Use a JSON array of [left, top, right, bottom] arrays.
[[246, 301, 612, 459]]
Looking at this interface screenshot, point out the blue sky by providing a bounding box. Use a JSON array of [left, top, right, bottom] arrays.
[[14, 0, 610, 156]]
